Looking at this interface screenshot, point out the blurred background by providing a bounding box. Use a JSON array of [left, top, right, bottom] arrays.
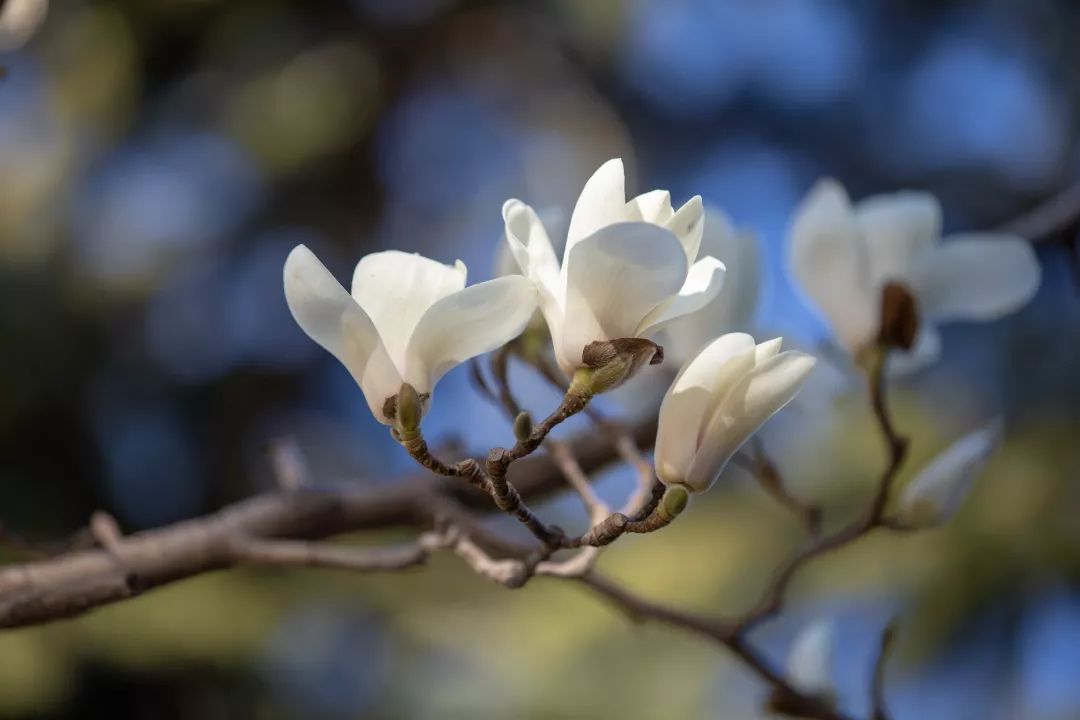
[[1, 0, 1079, 717]]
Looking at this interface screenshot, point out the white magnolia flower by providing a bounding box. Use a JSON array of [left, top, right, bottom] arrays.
[[897, 419, 1003, 527], [663, 205, 761, 364], [655, 333, 816, 493], [0, 0, 48, 52], [503, 158, 726, 375], [787, 619, 836, 698], [284, 245, 537, 425], [788, 180, 1041, 370]]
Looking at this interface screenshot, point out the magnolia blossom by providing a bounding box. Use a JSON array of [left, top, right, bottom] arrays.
[[662, 205, 760, 364], [0, 0, 48, 52], [284, 246, 537, 425], [896, 419, 1003, 527], [789, 180, 1041, 370], [654, 333, 815, 493], [503, 159, 726, 376], [787, 619, 836, 698]]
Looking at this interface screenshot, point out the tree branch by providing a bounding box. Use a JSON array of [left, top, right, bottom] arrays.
[[0, 414, 655, 629]]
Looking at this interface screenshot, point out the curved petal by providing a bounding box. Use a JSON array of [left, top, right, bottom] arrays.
[[635, 256, 726, 338], [405, 276, 538, 394], [626, 189, 673, 224], [662, 209, 761, 363], [898, 419, 1003, 526], [754, 337, 783, 364], [686, 351, 816, 492], [561, 222, 688, 367], [284, 246, 402, 424], [910, 234, 1041, 323], [654, 333, 757, 487], [0, 0, 48, 52], [665, 195, 705, 264], [855, 191, 942, 287], [503, 199, 562, 301], [788, 620, 836, 696], [350, 251, 467, 369], [564, 159, 627, 266], [788, 179, 875, 352]]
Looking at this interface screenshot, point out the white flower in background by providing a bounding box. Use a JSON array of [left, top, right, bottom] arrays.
[[654, 333, 815, 493], [503, 158, 726, 377], [896, 419, 1003, 527], [787, 619, 836, 699], [788, 180, 1041, 371], [662, 205, 761, 364], [284, 246, 537, 425], [0, 0, 48, 52]]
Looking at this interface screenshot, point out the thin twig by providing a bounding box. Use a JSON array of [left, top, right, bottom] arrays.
[[741, 437, 823, 537], [999, 181, 1080, 243], [576, 573, 852, 720], [731, 351, 908, 635]]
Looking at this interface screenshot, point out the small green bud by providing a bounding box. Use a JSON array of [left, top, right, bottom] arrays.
[[513, 411, 533, 442], [659, 484, 690, 521], [395, 383, 422, 438], [572, 338, 664, 395]]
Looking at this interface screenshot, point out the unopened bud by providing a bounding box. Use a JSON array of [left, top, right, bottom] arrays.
[[394, 383, 423, 438], [513, 411, 533, 442], [572, 338, 664, 395], [877, 281, 919, 351], [658, 484, 690, 521], [895, 420, 1001, 528]]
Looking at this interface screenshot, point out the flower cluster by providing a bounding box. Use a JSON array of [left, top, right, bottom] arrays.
[[285, 161, 1038, 516]]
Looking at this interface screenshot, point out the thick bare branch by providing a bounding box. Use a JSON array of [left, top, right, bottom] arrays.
[[0, 414, 656, 629]]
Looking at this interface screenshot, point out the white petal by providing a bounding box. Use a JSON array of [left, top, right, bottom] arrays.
[[560, 222, 688, 368], [754, 337, 783, 364], [625, 189, 673, 224], [503, 199, 563, 306], [0, 0, 48, 52], [284, 246, 402, 424], [662, 208, 761, 364], [855, 191, 942, 287], [686, 351, 816, 492], [664, 195, 706, 263], [654, 333, 758, 487], [897, 419, 1003, 527], [350, 250, 467, 369], [788, 620, 836, 696], [788, 179, 876, 353], [405, 276, 538, 394], [910, 234, 1041, 323], [564, 159, 627, 265], [635, 256, 726, 338]]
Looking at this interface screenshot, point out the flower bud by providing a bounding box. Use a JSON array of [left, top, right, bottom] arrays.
[[394, 383, 423, 438], [571, 338, 663, 396], [877, 281, 920, 351], [896, 419, 1002, 528], [513, 411, 533, 442], [787, 619, 837, 701], [659, 484, 690, 520]]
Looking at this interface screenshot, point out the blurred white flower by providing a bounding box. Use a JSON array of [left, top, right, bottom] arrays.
[[897, 419, 1003, 527], [662, 205, 760, 364], [0, 0, 47, 52], [503, 158, 726, 376], [788, 180, 1040, 371], [284, 245, 537, 425], [787, 619, 836, 699], [655, 333, 815, 493]]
